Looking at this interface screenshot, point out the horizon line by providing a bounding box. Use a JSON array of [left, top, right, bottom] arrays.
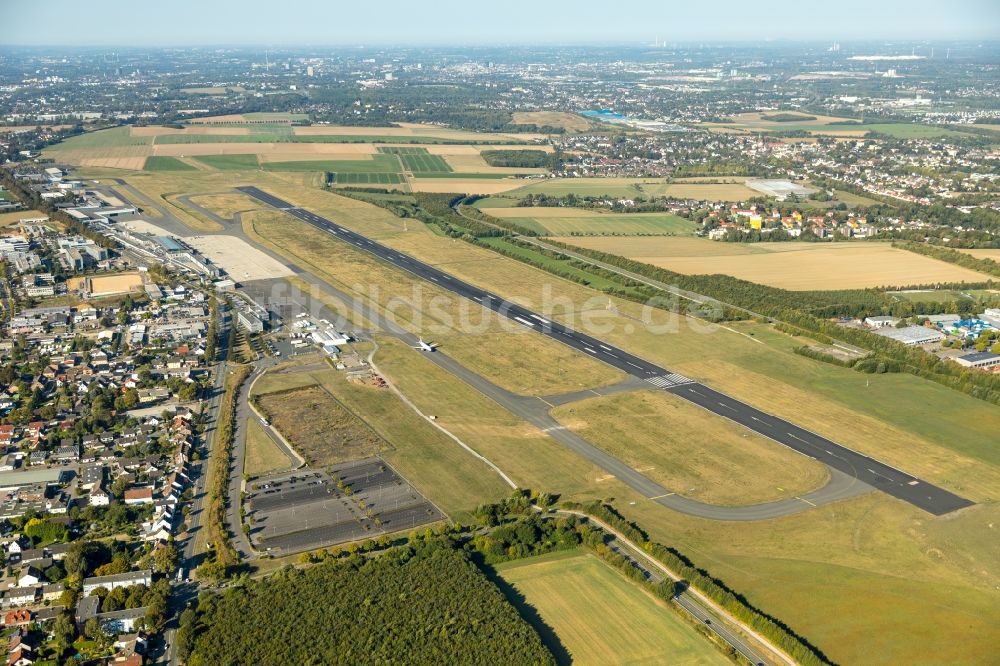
[[2, 38, 999, 49]]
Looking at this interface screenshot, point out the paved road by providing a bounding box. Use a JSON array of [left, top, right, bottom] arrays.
[[159, 300, 231, 666], [225, 360, 276, 560], [107, 180, 200, 237], [605, 534, 769, 665], [237, 185, 973, 517]]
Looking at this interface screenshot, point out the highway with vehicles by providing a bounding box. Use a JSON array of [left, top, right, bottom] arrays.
[[238, 185, 973, 517]]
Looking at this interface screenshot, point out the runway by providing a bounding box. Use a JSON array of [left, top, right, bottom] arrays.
[[237, 185, 974, 516]]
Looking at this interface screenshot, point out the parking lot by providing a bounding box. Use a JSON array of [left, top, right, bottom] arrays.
[[244, 457, 443, 554]]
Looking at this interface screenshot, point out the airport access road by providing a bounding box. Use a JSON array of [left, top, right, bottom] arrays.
[[235, 186, 973, 517]]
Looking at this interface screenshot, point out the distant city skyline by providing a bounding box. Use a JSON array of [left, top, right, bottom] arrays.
[[3, 0, 999, 47]]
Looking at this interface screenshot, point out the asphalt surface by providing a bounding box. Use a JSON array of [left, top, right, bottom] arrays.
[[237, 185, 973, 517]]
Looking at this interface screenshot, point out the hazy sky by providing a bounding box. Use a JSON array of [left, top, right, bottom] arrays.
[[3, 0, 998, 46]]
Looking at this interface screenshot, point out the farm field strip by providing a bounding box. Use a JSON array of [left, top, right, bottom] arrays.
[[496, 551, 728, 665], [331, 172, 405, 185], [556, 236, 995, 289], [143, 156, 197, 171], [484, 207, 698, 235]]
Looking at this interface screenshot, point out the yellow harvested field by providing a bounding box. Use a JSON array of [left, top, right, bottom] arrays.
[[507, 177, 756, 201], [291, 125, 432, 136], [257, 147, 377, 161], [422, 144, 554, 156], [132, 126, 250, 136], [292, 124, 543, 142], [512, 111, 592, 132], [556, 236, 994, 290], [186, 114, 248, 123], [149, 142, 378, 157], [441, 153, 547, 174], [488, 206, 603, 218], [52, 145, 153, 167], [673, 176, 750, 183], [80, 156, 148, 170], [407, 178, 525, 194], [0, 209, 49, 227], [659, 183, 758, 200], [957, 248, 1000, 260]]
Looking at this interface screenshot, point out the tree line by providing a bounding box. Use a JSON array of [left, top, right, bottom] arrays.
[[196, 362, 250, 582], [180, 543, 555, 665], [563, 500, 833, 666], [480, 149, 563, 170]]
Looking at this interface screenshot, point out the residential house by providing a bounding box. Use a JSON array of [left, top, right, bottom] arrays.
[[124, 488, 154, 505], [82, 570, 152, 596], [3, 588, 37, 608]]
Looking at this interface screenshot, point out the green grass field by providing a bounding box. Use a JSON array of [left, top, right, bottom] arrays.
[[376, 146, 429, 155], [499, 212, 697, 236], [838, 123, 972, 139], [886, 289, 973, 303], [331, 172, 405, 185], [758, 122, 972, 139], [264, 154, 402, 173], [377, 146, 453, 173], [95, 170, 999, 664], [152, 133, 514, 145], [411, 172, 515, 179], [46, 126, 151, 150], [507, 179, 755, 201], [404, 155, 451, 173], [475, 237, 648, 296], [402, 153, 453, 173], [509, 178, 657, 198], [496, 550, 726, 666], [193, 154, 260, 170], [471, 197, 519, 208], [243, 419, 292, 478], [143, 156, 196, 171]]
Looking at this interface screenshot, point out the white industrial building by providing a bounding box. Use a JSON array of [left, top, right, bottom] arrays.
[[875, 325, 945, 346], [953, 352, 1000, 370]]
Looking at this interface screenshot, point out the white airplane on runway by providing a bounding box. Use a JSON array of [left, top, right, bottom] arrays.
[[413, 338, 439, 352]]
